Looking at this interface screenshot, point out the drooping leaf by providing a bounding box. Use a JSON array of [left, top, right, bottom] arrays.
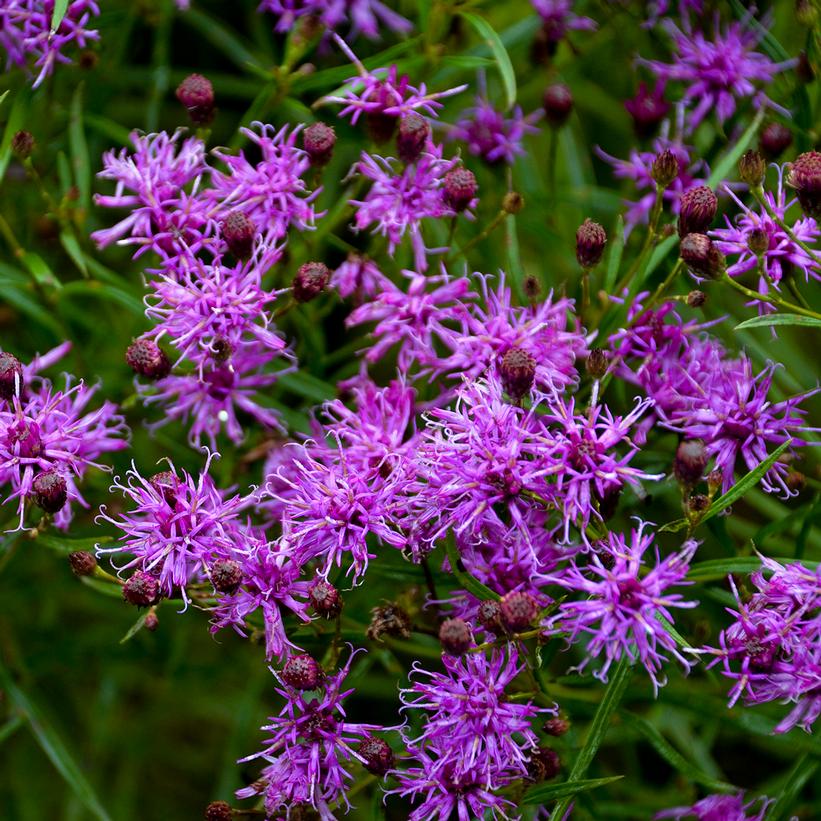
[[735, 313, 821, 331], [459, 12, 516, 110], [522, 775, 624, 805]]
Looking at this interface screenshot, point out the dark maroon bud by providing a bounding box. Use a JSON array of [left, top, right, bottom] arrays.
[[204, 801, 232, 821], [527, 747, 561, 782], [500, 591, 538, 633], [686, 289, 707, 308], [543, 84, 573, 128], [575, 218, 607, 268], [787, 151, 821, 219], [292, 261, 330, 303], [443, 167, 478, 212], [523, 275, 541, 301], [624, 82, 670, 139], [397, 113, 431, 164], [738, 150, 766, 188], [797, 51, 815, 84], [176, 74, 215, 125], [438, 618, 473, 656], [747, 227, 769, 256], [308, 578, 342, 618], [677, 186, 717, 237], [0, 352, 23, 401], [281, 653, 322, 690], [543, 717, 570, 736], [680, 233, 725, 279], [149, 470, 179, 504], [759, 122, 792, 161], [499, 347, 536, 401], [221, 211, 255, 260], [586, 348, 607, 378], [502, 191, 525, 214], [123, 571, 160, 607], [358, 736, 395, 776], [303, 122, 336, 167], [210, 559, 243, 594], [11, 130, 35, 160], [32, 470, 67, 513], [687, 493, 710, 516], [69, 551, 97, 577], [365, 110, 398, 144], [673, 439, 708, 486], [651, 149, 680, 188], [144, 611, 159, 632], [366, 603, 412, 641], [477, 599, 502, 633], [126, 339, 171, 380]]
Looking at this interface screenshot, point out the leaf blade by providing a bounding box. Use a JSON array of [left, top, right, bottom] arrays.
[[459, 12, 516, 109]]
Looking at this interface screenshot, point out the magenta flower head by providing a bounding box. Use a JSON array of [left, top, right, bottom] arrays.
[[237, 648, 391, 819], [625, 82, 671, 139], [532, 0, 597, 49], [258, 0, 412, 40], [0, 1, 100, 88], [637, 16, 795, 133], [547, 521, 698, 693], [96, 450, 246, 604], [656, 791, 772, 820]]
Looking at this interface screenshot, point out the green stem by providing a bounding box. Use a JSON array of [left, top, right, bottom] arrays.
[[646, 258, 685, 310], [615, 184, 665, 293], [753, 186, 821, 267], [721, 274, 821, 320], [447, 209, 507, 263]]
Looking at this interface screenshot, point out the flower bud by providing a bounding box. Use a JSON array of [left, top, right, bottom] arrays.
[[585, 348, 608, 378], [687, 493, 710, 517], [523, 275, 541, 301], [625, 83, 670, 139], [651, 149, 679, 188], [686, 290, 707, 308], [673, 439, 708, 486], [443, 167, 478, 212], [292, 261, 330, 303], [797, 51, 815, 84], [498, 347, 536, 401], [282, 654, 323, 690], [502, 191, 525, 214], [680, 233, 725, 279], [32, 470, 68, 513], [707, 468, 723, 495], [477, 599, 502, 633], [738, 150, 766, 188], [357, 737, 395, 776], [221, 211, 255, 260], [303, 122, 336, 167], [11, 130, 35, 160], [759, 122, 792, 160], [176, 74, 215, 125], [69, 551, 97, 577], [204, 800, 232, 821], [795, 0, 818, 25], [677, 186, 717, 237], [543, 717, 570, 736], [438, 618, 472, 656], [126, 339, 171, 380], [397, 113, 430, 164], [543, 84, 573, 128], [144, 611, 159, 632], [308, 578, 342, 618], [575, 218, 606, 268], [527, 747, 561, 782], [210, 559, 243, 594], [747, 227, 769, 256], [787, 151, 821, 219], [500, 591, 538, 633], [149, 470, 179, 505], [0, 352, 23, 401], [366, 603, 411, 641], [123, 571, 160, 607], [365, 110, 398, 144]]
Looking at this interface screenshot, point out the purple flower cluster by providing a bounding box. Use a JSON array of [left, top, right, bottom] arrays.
[[656, 791, 772, 821], [258, 0, 412, 40]]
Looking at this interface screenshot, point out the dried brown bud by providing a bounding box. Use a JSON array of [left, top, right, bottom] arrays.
[[747, 227, 769, 256], [204, 800, 232, 821], [586, 348, 607, 378], [11, 130, 35, 160], [69, 551, 97, 577], [221, 211, 256, 260], [397, 113, 431, 164], [527, 747, 561, 782], [686, 289, 707, 308], [502, 191, 525, 214], [477, 599, 502, 633], [123, 571, 160, 608], [126, 339, 171, 380], [797, 51, 815, 84], [438, 618, 473, 656], [523, 275, 541, 301], [543, 717, 570, 736], [367, 603, 411, 641], [575, 219, 607, 268]]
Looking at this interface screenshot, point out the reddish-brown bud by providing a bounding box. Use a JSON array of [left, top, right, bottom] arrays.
[[759, 122, 792, 161], [176, 74, 215, 125], [308, 578, 342, 618], [358, 737, 395, 776], [673, 439, 708, 486], [677, 187, 717, 237], [367, 603, 411, 641], [303, 122, 336, 167], [686, 289, 707, 308], [126, 339, 171, 380], [204, 800, 232, 821], [397, 113, 431, 164], [292, 262, 330, 303], [500, 591, 538, 633], [651, 149, 679, 188], [575, 219, 607, 268], [787, 151, 821, 219], [438, 618, 473, 656], [477, 599, 502, 633], [69, 551, 97, 577], [149, 470, 179, 505], [144, 611, 159, 632], [0, 352, 23, 401], [123, 571, 160, 607], [586, 348, 608, 378], [443, 167, 478, 212], [680, 233, 725, 279], [499, 347, 536, 401], [528, 747, 561, 782], [738, 150, 766, 188], [281, 654, 323, 690], [221, 211, 255, 260], [543, 717, 570, 736], [32, 470, 68, 513], [11, 130, 35, 160], [543, 84, 573, 128], [210, 559, 243, 594]]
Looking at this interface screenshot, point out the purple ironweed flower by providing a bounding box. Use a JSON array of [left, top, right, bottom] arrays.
[[547, 521, 698, 692], [143, 252, 289, 371], [540, 396, 663, 543], [322, 35, 466, 126], [208, 123, 321, 247], [137, 345, 292, 448], [705, 554, 821, 734], [237, 649, 389, 818], [96, 450, 246, 603], [350, 144, 468, 271], [258, 0, 411, 39], [597, 128, 708, 234], [0, 362, 128, 530], [637, 17, 795, 133], [656, 792, 772, 821], [532, 0, 597, 44], [449, 94, 542, 166], [709, 166, 821, 314], [0, 1, 100, 88], [331, 253, 393, 299], [625, 82, 671, 139], [345, 269, 471, 373], [210, 534, 312, 661], [92, 130, 209, 257]]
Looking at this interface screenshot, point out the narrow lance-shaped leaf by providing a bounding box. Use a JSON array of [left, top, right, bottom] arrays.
[[459, 12, 517, 110], [522, 775, 624, 805]]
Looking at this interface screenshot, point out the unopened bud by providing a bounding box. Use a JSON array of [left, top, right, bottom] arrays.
[[502, 191, 524, 214], [303, 122, 336, 167], [747, 227, 769, 256], [686, 289, 707, 308], [281, 654, 323, 690], [11, 130, 35, 160], [500, 591, 538, 633], [221, 211, 255, 260], [523, 275, 541, 301], [144, 611, 159, 632], [204, 800, 232, 821], [397, 113, 430, 164], [123, 571, 160, 607], [176, 74, 215, 125], [527, 747, 561, 782], [651, 149, 679, 188], [673, 439, 708, 486], [543, 84, 573, 128], [543, 717, 570, 736], [367, 603, 411, 641], [477, 599, 502, 633], [738, 150, 766, 188], [292, 261, 330, 303], [498, 347, 536, 401], [126, 339, 171, 380], [69, 551, 97, 577], [759, 122, 792, 161], [707, 468, 723, 496], [575, 219, 606, 268], [149, 470, 179, 505], [586, 348, 607, 378], [787, 151, 821, 219], [308, 578, 342, 618], [677, 187, 717, 237], [358, 737, 395, 776], [797, 51, 815, 84], [0, 352, 23, 401], [438, 618, 473, 656], [443, 167, 478, 212], [210, 559, 243, 594], [680, 233, 725, 279], [32, 470, 68, 513]]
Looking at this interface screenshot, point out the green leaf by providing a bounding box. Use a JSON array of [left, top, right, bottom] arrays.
[[603, 214, 625, 292], [459, 12, 516, 110], [734, 313, 821, 331], [277, 371, 336, 404], [522, 775, 624, 805], [51, 0, 69, 32], [21, 252, 61, 289], [59, 229, 89, 278], [36, 534, 111, 555], [120, 611, 151, 645], [0, 91, 30, 184], [707, 107, 765, 189], [660, 439, 793, 533], [0, 714, 24, 746], [69, 83, 91, 210], [768, 753, 820, 821], [549, 658, 632, 820], [444, 538, 501, 601], [688, 556, 819, 583], [0, 667, 112, 821], [181, 9, 263, 73], [60, 280, 144, 315], [625, 712, 734, 792]]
